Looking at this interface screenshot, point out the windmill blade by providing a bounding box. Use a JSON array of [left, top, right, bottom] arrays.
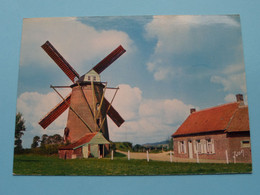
[[39, 93, 71, 129], [41, 41, 80, 82], [92, 45, 126, 74], [103, 97, 124, 127]]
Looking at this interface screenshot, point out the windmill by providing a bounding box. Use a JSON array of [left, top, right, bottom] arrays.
[[38, 41, 126, 146]]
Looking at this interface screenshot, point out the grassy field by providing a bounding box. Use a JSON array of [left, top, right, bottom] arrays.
[[13, 154, 252, 176]]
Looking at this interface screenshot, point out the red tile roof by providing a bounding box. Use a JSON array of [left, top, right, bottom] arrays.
[[59, 132, 98, 150], [172, 102, 249, 137], [226, 106, 250, 132]]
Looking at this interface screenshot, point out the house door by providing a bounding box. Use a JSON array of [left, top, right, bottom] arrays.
[[188, 141, 193, 159], [99, 144, 104, 158]]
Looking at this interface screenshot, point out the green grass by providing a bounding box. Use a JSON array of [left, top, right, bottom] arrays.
[[13, 154, 252, 176]]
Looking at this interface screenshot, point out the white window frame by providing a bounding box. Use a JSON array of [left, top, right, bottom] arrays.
[[195, 140, 201, 154], [178, 141, 187, 154], [206, 138, 215, 154], [241, 140, 250, 148]]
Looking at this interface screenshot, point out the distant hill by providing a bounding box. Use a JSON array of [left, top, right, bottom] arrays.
[[142, 140, 170, 147]]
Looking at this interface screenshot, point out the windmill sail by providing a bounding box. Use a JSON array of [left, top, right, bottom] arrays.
[[39, 94, 71, 129], [39, 41, 126, 145], [103, 98, 125, 127], [41, 41, 80, 82], [92, 45, 126, 74]]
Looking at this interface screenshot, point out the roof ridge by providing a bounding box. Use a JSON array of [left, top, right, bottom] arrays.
[[59, 132, 99, 150], [71, 132, 97, 144], [192, 102, 239, 114], [224, 106, 239, 132], [172, 101, 248, 137]]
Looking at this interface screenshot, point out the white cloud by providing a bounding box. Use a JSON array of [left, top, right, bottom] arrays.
[[168, 15, 240, 27], [139, 98, 193, 125], [20, 17, 135, 75], [105, 84, 142, 121], [144, 15, 241, 81], [210, 63, 247, 93], [224, 93, 248, 105], [17, 89, 71, 147], [223, 63, 244, 74], [154, 66, 176, 81], [106, 84, 195, 144], [224, 93, 236, 102]]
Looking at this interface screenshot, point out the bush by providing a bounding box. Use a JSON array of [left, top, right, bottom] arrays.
[[29, 144, 64, 155], [111, 142, 133, 152]]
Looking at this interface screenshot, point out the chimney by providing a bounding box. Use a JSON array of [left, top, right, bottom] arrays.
[[236, 94, 244, 106], [190, 108, 196, 114]]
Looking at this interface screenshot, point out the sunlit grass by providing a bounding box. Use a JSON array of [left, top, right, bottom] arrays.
[[13, 154, 252, 176]]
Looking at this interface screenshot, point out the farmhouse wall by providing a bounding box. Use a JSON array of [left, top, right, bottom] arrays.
[[58, 149, 74, 159], [174, 133, 228, 160], [58, 147, 83, 159], [173, 132, 251, 163], [74, 147, 83, 158], [227, 133, 251, 163]]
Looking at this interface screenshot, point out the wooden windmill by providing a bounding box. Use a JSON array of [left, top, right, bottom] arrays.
[[38, 41, 126, 145]]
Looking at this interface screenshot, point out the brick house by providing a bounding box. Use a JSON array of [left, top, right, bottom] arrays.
[[172, 94, 251, 163], [58, 132, 110, 159]]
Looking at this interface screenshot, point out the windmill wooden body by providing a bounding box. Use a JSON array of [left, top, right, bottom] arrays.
[[39, 41, 125, 147]]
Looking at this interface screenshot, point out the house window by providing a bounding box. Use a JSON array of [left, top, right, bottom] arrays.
[[241, 140, 250, 148], [202, 139, 207, 153], [194, 139, 215, 154], [93, 76, 96, 81], [178, 141, 186, 154], [206, 139, 215, 154], [88, 76, 91, 81], [195, 140, 202, 154]]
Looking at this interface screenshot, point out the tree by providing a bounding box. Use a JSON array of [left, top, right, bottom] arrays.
[[133, 144, 143, 152], [52, 134, 63, 144], [40, 134, 63, 146], [40, 134, 48, 148], [31, 136, 40, 148], [14, 112, 26, 151]]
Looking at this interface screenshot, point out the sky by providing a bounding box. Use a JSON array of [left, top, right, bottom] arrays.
[[16, 15, 248, 148]]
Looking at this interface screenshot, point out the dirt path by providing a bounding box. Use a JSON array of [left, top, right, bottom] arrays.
[[116, 150, 227, 163]]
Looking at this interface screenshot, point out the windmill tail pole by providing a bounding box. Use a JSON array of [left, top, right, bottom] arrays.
[[91, 80, 97, 131], [96, 82, 107, 119], [50, 85, 93, 133], [108, 87, 119, 109], [98, 87, 119, 132]]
